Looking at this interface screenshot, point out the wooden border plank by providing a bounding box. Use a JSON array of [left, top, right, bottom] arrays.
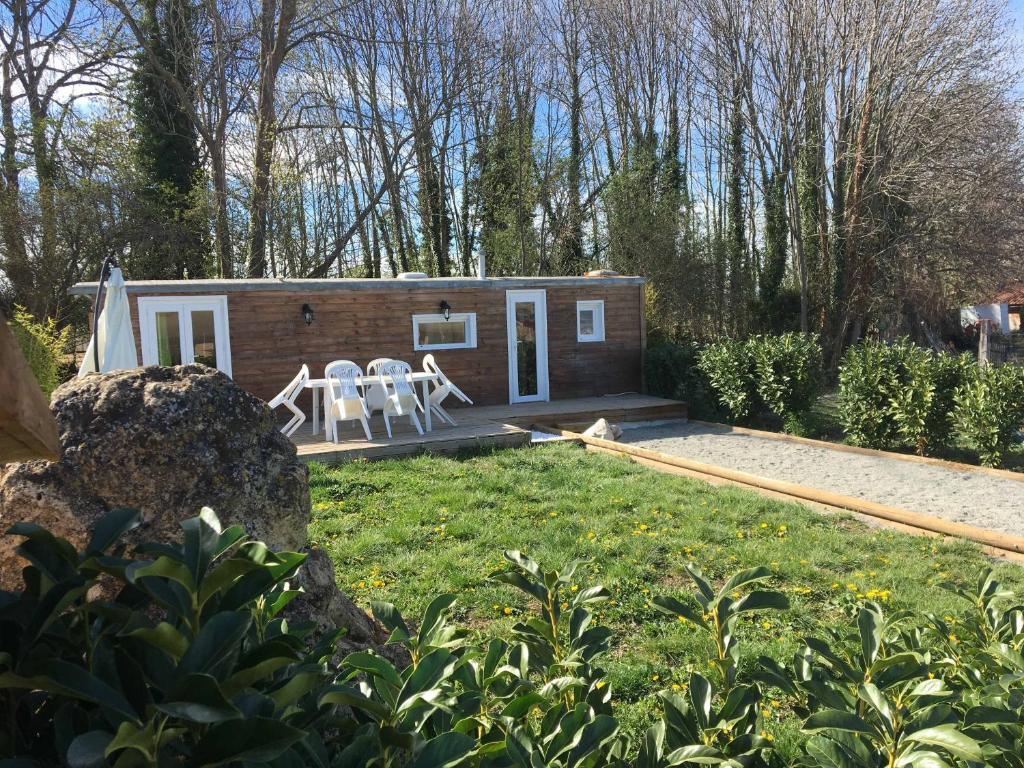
[[0, 319, 59, 462]]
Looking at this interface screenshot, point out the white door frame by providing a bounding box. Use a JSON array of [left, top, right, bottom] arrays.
[[138, 295, 233, 377], [506, 289, 549, 403]]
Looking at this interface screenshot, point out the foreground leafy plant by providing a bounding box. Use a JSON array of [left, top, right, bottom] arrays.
[[654, 564, 789, 688], [755, 569, 1024, 768], [0, 507, 331, 766], [4, 509, 1024, 767]]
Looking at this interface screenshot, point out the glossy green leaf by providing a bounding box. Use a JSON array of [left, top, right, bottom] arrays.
[[191, 717, 306, 766], [155, 673, 241, 723], [905, 725, 984, 762], [0, 661, 138, 721], [178, 611, 250, 679], [122, 622, 189, 660], [803, 709, 875, 735], [85, 509, 142, 555], [408, 731, 476, 768], [67, 731, 113, 768]]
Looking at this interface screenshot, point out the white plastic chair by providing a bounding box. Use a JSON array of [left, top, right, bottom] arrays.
[[422, 354, 473, 426], [324, 360, 372, 442], [379, 360, 424, 438], [364, 357, 394, 414], [268, 364, 309, 437]]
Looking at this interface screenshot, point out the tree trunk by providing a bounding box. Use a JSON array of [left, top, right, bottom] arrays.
[[245, 0, 296, 278], [0, 55, 28, 297]]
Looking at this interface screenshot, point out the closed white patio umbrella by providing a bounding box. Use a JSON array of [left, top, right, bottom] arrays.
[[78, 265, 138, 376]]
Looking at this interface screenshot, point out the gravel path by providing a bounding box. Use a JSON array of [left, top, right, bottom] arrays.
[[618, 421, 1024, 537]]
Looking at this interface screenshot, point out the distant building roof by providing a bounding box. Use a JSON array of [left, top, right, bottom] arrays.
[[991, 281, 1024, 305]]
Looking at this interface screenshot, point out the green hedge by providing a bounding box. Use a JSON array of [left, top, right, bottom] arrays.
[[644, 340, 721, 420], [695, 333, 823, 429], [838, 339, 1024, 466], [954, 362, 1024, 467]]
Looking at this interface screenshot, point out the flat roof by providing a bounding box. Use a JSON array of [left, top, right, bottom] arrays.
[[68, 275, 645, 296]]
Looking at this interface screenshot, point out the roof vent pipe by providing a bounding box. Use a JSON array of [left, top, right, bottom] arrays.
[[478, 252, 486, 279]]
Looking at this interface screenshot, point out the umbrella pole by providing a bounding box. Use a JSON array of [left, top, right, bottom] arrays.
[[91, 255, 119, 373]]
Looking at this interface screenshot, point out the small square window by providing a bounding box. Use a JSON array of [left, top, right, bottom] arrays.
[[412, 313, 477, 350], [576, 300, 605, 342]]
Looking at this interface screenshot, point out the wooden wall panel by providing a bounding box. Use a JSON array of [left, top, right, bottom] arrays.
[[124, 283, 643, 407]]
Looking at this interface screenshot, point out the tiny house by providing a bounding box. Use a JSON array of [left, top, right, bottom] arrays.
[[69, 275, 647, 408]]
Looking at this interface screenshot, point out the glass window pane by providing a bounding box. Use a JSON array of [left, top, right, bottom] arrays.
[[579, 309, 595, 336], [190, 310, 217, 367], [515, 302, 537, 397], [155, 312, 182, 366], [417, 320, 467, 347]]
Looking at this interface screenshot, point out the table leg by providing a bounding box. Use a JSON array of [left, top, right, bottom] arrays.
[[312, 387, 320, 435], [422, 379, 432, 431]]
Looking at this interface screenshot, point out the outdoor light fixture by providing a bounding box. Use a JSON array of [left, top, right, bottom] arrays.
[[302, 303, 314, 325], [439, 300, 452, 321]]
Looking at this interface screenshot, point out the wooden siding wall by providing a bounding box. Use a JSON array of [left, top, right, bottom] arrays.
[[125, 284, 643, 407]]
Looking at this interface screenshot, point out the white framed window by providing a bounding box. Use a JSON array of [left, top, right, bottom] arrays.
[[138, 295, 233, 377], [412, 313, 477, 350], [576, 300, 605, 342]]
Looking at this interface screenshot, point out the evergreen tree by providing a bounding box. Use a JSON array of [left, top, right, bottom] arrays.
[[479, 98, 538, 275], [797, 113, 824, 330], [129, 0, 208, 279], [760, 166, 788, 327], [605, 131, 684, 333]]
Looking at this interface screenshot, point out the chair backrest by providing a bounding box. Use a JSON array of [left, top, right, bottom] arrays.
[[269, 364, 308, 407], [380, 359, 415, 399], [366, 358, 393, 375], [324, 360, 363, 403], [422, 354, 469, 401], [421, 354, 450, 386]]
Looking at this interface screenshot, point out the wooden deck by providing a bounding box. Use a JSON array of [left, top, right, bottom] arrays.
[[292, 394, 687, 463]]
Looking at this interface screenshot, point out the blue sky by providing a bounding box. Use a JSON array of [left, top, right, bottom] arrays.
[[1010, 0, 1024, 44], [1002, 0, 1024, 97]]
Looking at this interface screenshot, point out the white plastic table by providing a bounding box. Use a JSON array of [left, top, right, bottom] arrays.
[[305, 372, 439, 435]]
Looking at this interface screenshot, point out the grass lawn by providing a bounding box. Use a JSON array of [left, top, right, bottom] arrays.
[[307, 442, 1024, 757]]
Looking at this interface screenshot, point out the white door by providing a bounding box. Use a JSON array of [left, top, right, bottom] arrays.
[[138, 296, 233, 377], [506, 290, 549, 403]]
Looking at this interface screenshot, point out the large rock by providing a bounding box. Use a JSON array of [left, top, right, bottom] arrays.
[[1, 365, 308, 568], [0, 365, 403, 662]]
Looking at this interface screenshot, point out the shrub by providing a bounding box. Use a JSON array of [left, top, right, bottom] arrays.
[[7, 305, 71, 397], [697, 338, 758, 422], [887, 346, 972, 455], [838, 338, 972, 453], [0, 507, 331, 765], [837, 340, 905, 448], [953, 362, 1024, 467], [762, 570, 1024, 767], [750, 333, 822, 425], [644, 341, 719, 419], [0, 509, 784, 767], [697, 334, 822, 427]]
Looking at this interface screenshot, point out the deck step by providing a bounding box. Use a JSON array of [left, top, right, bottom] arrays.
[[293, 394, 687, 463]]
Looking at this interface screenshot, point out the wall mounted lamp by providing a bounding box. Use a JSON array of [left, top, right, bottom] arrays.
[[302, 303, 314, 325], [439, 300, 452, 321]]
